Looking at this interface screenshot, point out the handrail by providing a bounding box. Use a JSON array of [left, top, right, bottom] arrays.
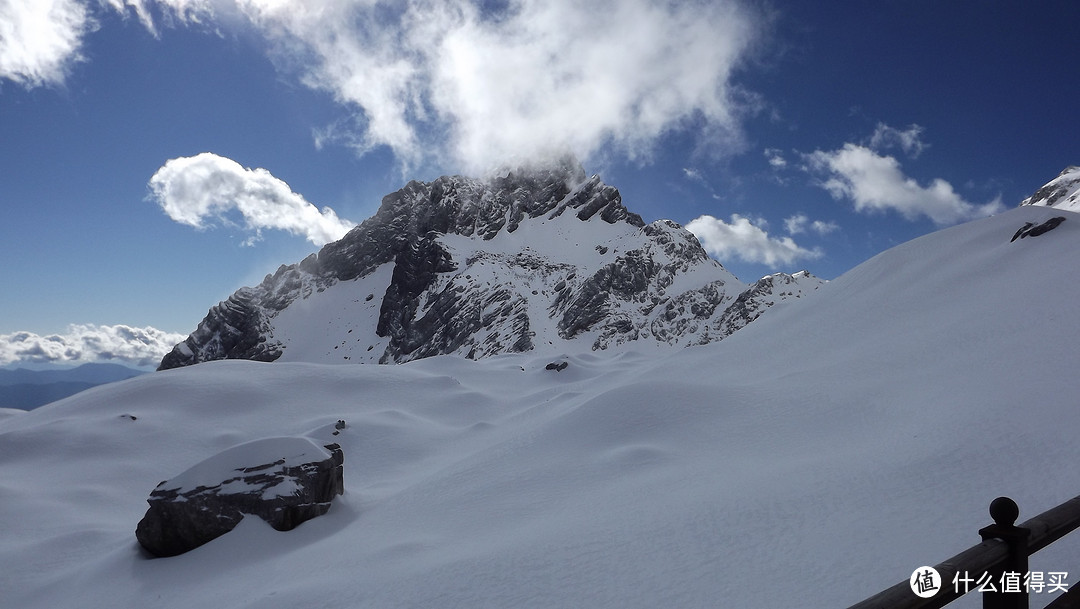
[[847, 494, 1080, 609], [847, 541, 1009, 609], [1022, 495, 1080, 555]]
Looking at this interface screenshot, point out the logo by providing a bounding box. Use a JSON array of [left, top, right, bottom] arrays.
[[910, 566, 941, 598]]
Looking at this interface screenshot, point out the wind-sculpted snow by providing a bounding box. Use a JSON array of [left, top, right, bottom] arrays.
[[3, 205, 1080, 609], [160, 161, 822, 369]]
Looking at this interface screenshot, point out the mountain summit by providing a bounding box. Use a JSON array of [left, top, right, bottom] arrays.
[[159, 162, 821, 369], [1021, 165, 1080, 211]]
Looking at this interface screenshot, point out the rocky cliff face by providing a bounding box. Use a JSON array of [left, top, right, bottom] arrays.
[[159, 161, 822, 370]]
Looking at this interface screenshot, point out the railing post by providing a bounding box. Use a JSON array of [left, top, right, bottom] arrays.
[[979, 497, 1031, 609]]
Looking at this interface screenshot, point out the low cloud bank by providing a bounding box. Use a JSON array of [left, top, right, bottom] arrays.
[[0, 324, 187, 368]]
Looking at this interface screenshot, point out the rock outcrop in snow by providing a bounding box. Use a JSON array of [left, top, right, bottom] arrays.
[[160, 160, 822, 369], [136, 437, 344, 557], [1010, 216, 1067, 242]]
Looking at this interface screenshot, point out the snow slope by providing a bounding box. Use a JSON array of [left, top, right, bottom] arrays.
[[2, 205, 1079, 608]]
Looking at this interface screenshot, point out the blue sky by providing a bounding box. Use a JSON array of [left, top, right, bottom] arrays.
[[1, 0, 1077, 366]]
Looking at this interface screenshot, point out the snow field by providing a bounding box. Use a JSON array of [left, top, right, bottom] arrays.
[[1, 205, 1079, 608]]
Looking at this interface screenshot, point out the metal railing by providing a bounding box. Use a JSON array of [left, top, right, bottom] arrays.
[[846, 495, 1080, 609]]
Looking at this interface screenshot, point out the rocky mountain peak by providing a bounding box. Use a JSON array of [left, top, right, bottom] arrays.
[[488, 153, 589, 189], [1021, 165, 1080, 211], [159, 164, 822, 370]]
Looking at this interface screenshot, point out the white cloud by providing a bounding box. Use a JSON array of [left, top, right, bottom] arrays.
[[101, 0, 214, 33], [869, 122, 926, 158], [784, 213, 839, 236], [0, 324, 187, 367], [0, 0, 90, 87], [804, 143, 1004, 225], [0, 0, 217, 88], [764, 148, 787, 169], [7, 0, 762, 172], [682, 167, 724, 200], [148, 152, 355, 246], [686, 214, 822, 268], [411, 0, 760, 171]]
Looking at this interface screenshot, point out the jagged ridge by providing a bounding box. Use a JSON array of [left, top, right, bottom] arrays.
[[1021, 165, 1080, 211], [159, 161, 822, 369]]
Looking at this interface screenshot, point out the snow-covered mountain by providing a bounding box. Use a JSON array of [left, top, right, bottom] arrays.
[[159, 159, 821, 369], [1021, 165, 1080, 211], [2, 178, 1079, 608]]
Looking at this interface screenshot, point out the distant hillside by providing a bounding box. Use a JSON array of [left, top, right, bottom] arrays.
[[0, 363, 145, 410]]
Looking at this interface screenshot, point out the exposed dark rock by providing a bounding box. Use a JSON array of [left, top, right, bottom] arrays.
[[136, 437, 344, 558], [1021, 166, 1080, 208], [545, 361, 569, 372], [159, 289, 281, 370], [649, 280, 729, 343], [376, 233, 457, 356], [555, 249, 658, 339], [1011, 217, 1066, 242]]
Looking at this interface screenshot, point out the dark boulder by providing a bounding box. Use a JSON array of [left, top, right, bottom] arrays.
[[136, 437, 344, 557], [1011, 216, 1066, 242]]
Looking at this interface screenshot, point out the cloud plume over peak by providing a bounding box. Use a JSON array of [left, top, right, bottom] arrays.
[[238, 0, 763, 171], [0, 324, 187, 368], [2, 0, 763, 171], [148, 152, 355, 246], [413, 0, 760, 170]]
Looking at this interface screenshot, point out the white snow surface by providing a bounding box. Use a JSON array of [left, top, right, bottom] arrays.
[[157, 436, 332, 495], [3, 205, 1080, 608], [271, 262, 395, 363]]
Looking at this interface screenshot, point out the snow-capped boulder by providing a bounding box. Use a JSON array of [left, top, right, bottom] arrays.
[[136, 437, 344, 557]]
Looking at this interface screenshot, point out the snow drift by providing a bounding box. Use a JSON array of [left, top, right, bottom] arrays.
[[1, 205, 1079, 608]]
